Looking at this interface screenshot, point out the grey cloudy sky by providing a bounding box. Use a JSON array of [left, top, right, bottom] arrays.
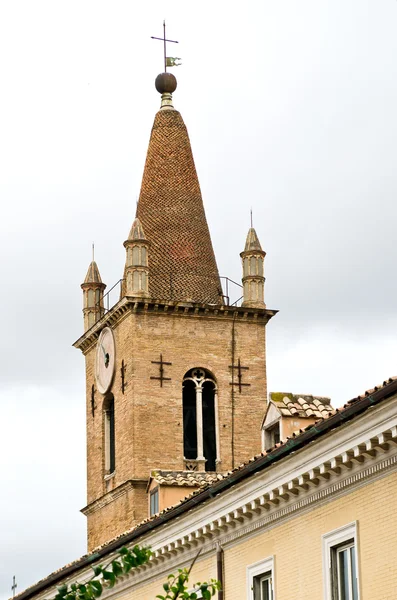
[[1, 1, 397, 598]]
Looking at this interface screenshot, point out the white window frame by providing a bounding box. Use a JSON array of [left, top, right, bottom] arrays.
[[247, 556, 275, 600], [264, 421, 281, 451], [322, 521, 360, 600], [149, 486, 159, 517]]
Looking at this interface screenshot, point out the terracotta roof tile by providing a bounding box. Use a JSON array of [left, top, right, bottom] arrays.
[[269, 392, 334, 419], [346, 376, 397, 404], [150, 470, 225, 488]]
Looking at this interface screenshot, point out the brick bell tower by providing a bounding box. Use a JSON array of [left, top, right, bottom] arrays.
[[74, 71, 277, 551]]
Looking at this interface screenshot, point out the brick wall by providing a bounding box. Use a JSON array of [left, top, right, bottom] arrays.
[[83, 305, 270, 549]]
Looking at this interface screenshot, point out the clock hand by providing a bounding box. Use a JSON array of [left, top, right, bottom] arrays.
[[100, 344, 110, 367], [101, 344, 110, 368]]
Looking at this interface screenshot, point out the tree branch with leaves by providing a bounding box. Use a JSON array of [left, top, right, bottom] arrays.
[[52, 545, 220, 600]]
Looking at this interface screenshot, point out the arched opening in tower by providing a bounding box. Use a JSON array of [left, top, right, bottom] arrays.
[[183, 379, 197, 460], [103, 394, 115, 474], [202, 380, 216, 471]]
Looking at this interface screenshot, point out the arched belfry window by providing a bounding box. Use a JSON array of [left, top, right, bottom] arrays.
[[182, 368, 220, 472], [103, 394, 115, 474]]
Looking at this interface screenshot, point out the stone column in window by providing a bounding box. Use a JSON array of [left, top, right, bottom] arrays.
[[214, 389, 221, 466], [195, 385, 206, 470]]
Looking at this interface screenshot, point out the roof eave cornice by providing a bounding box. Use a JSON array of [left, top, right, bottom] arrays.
[[73, 298, 278, 353]]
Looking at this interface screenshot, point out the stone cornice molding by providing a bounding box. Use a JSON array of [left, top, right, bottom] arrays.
[[73, 297, 277, 353], [81, 479, 147, 516]]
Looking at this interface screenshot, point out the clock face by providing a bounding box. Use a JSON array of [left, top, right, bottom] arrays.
[[95, 327, 116, 395]]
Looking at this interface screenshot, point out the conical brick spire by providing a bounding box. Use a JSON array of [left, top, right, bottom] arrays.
[[135, 74, 222, 304]]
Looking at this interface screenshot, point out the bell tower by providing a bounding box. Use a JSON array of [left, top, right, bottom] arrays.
[[74, 72, 277, 551]]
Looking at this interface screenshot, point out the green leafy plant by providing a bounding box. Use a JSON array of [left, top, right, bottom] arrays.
[[156, 550, 221, 599], [52, 545, 220, 600]]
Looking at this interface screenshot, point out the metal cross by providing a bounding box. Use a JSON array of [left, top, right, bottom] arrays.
[[151, 20, 178, 72], [12, 576, 17, 599], [229, 358, 250, 393], [151, 354, 172, 387], [91, 384, 96, 417], [120, 359, 127, 394]]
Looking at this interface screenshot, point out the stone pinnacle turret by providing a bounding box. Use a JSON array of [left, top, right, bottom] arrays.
[[81, 260, 106, 331], [240, 228, 266, 309], [123, 217, 150, 298]]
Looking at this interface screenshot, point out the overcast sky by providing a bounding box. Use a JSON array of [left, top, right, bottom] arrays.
[[1, 1, 397, 598]]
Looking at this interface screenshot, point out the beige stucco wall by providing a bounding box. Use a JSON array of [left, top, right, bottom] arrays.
[[127, 471, 397, 599], [146, 481, 200, 515], [280, 415, 316, 440], [224, 471, 397, 599]]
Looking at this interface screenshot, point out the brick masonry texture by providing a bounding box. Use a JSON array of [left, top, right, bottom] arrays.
[[134, 108, 222, 304], [84, 307, 268, 550]]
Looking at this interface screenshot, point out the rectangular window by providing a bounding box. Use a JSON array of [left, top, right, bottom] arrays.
[[331, 542, 358, 600], [247, 556, 275, 600], [265, 422, 280, 451], [253, 572, 273, 600], [323, 522, 359, 600], [149, 487, 159, 517]]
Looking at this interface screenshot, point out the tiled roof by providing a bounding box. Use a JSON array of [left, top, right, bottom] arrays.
[[135, 106, 222, 304], [269, 392, 333, 419], [150, 470, 225, 488], [346, 376, 397, 403]]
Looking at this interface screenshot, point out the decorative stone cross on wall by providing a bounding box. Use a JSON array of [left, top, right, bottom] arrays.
[[229, 358, 251, 393], [150, 354, 172, 387]]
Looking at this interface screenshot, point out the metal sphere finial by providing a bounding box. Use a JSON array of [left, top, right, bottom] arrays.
[[155, 72, 177, 95]]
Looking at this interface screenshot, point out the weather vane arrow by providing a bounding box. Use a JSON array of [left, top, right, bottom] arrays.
[[151, 20, 181, 72]]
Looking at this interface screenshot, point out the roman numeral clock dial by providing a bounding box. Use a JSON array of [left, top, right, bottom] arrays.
[[95, 327, 116, 395]]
